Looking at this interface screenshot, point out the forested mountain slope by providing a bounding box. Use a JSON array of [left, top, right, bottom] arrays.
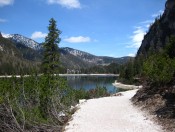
[[0, 33, 39, 74]]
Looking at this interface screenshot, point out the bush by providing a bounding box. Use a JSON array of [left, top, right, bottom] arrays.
[[0, 74, 74, 131], [88, 86, 109, 98], [143, 53, 175, 85]]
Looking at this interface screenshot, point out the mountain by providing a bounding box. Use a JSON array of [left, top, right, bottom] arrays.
[[3, 34, 43, 61], [132, 1, 175, 130], [5, 34, 131, 67], [7, 34, 42, 50], [137, 0, 175, 57], [0, 33, 132, 74], [0, 33, 40, 74], [61, 47, 131, 68]]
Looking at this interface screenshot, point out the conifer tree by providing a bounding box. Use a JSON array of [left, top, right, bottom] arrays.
[[42, 18, 61, 74]]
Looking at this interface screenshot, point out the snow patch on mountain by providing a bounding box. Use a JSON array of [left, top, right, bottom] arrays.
[[7, 34, 42, 50], [62, 47, 105, 64], [63, 47, 90, 57]]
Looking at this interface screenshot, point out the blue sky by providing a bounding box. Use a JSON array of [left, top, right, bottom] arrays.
[[0, 0, 166, 57]]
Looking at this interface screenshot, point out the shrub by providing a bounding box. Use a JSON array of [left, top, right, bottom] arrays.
[[0, 74, 74, 131], [143, 53, 175, 85]]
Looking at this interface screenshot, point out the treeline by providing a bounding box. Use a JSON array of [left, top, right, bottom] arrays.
[[0, 55, 40, 75], [81, 63, 121, 74]]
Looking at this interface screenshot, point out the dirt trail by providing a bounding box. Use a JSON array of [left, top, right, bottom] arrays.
[[65, 90, 163, 132]]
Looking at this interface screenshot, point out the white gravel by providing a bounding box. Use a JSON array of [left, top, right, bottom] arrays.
[[65, 90, 163, 132], [112, 81, 142, 90]]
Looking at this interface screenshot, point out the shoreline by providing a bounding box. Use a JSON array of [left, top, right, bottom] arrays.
[[0, 74, 119, 78], [59, 74, 119, 77], [113, 80, 142, 90]]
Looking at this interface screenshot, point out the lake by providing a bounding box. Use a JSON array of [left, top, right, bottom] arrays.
[[63, 75, 118, 94]]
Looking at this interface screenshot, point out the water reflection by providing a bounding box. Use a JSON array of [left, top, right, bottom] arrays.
[[63, 76, 118, 94]]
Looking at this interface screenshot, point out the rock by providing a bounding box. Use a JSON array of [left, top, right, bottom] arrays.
[[114, 93, 123, 96], [59, 111, 66, 117]]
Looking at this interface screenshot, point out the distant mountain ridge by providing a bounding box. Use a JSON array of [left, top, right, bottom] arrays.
[[0, 33, 132, 74], [62, 47, 131, 66], [7, 34, 42, 50]]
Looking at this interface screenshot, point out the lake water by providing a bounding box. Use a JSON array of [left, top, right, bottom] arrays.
[[64, 75, 118, 94]]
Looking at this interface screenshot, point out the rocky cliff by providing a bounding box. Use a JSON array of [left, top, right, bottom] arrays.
[[137, 0, 175, 57]]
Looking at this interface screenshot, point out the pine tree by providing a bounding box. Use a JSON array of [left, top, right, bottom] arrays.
[[42, 18, 61, 74]]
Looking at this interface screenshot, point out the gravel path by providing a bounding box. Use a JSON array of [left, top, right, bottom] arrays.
[[65, 90, 163, 132]]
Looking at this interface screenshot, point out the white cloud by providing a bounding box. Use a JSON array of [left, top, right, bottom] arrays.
[[64, 36, 91, 43], [31, 31, 47, 39], [47, 0, 81, 9], [0, 0, 14, 7], [0, 18, 7, 23], [126, 10, 164, 49], [152, 10, 164, 18], [128, 53, 135, 57], [146, 24, 150, 28], [140, 20, 153, 24], [126, 20, 152, 48], [128, 27, 145, 48]]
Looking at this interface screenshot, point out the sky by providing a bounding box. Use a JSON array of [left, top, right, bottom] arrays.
[[0, 0, 166, 57]]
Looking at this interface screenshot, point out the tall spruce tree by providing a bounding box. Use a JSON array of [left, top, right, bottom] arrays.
[[42, 18, 61, 74]]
